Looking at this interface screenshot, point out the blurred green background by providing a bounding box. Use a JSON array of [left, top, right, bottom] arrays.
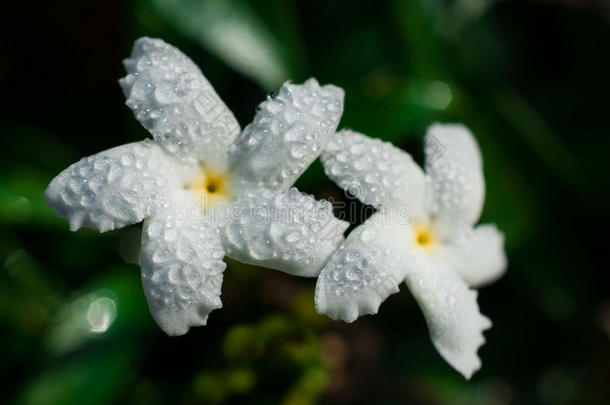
[[2, 0, 609, 404]]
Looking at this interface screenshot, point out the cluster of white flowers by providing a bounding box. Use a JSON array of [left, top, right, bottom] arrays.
[[46, 38, 506, 378]]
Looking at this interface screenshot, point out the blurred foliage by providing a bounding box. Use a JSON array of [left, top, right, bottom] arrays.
[[2, 0, 610, 404]]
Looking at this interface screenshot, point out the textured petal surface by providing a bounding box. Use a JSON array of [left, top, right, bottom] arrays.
[[221, 188, 348, 277], [315, 212, 410, 322], [404, 257, 491, 379], [229, 79, 344, 191], [322, 129, 426, 219], [120, 37, 240, 168], [140, 208, 226, 336], [424, 123, 485, 238], [435, 224, 507, 288], [45, 140, 189, 232]]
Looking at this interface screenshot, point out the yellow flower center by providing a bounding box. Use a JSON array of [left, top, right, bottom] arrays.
[[185, 166, 231, 213], [413, 224, 437, 251]]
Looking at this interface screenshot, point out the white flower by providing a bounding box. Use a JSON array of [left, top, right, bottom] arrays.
[[45, 37, 348, 336], [315, 124, 507, 378]]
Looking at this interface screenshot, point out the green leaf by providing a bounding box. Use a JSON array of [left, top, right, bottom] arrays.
[[17, 343, 139, 405], [149, 0, 291, 88]]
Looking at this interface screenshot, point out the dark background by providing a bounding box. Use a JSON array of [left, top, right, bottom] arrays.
[[1, 0, 609, 404]]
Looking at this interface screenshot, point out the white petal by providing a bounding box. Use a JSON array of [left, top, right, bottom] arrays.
[[120, 37, 240, 168], [424, 123, 485, 237], [140, 209, 226, 336], [434, 224, 507, 288], [221, 188, 349, 277], [229, 78, 344, 191], [45, 140, 188, 233], [404, 257, 491, 379], [321, 130, 426, 220], [315, 212, 410, 322]]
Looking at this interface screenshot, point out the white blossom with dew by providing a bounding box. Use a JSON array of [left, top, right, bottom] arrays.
[[315, 124, 507, 379], [45, 37, 348, 336]]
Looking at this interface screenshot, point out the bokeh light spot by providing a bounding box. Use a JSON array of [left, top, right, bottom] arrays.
[[87, 297, 117, 333], [423, 80, 452, 110]]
